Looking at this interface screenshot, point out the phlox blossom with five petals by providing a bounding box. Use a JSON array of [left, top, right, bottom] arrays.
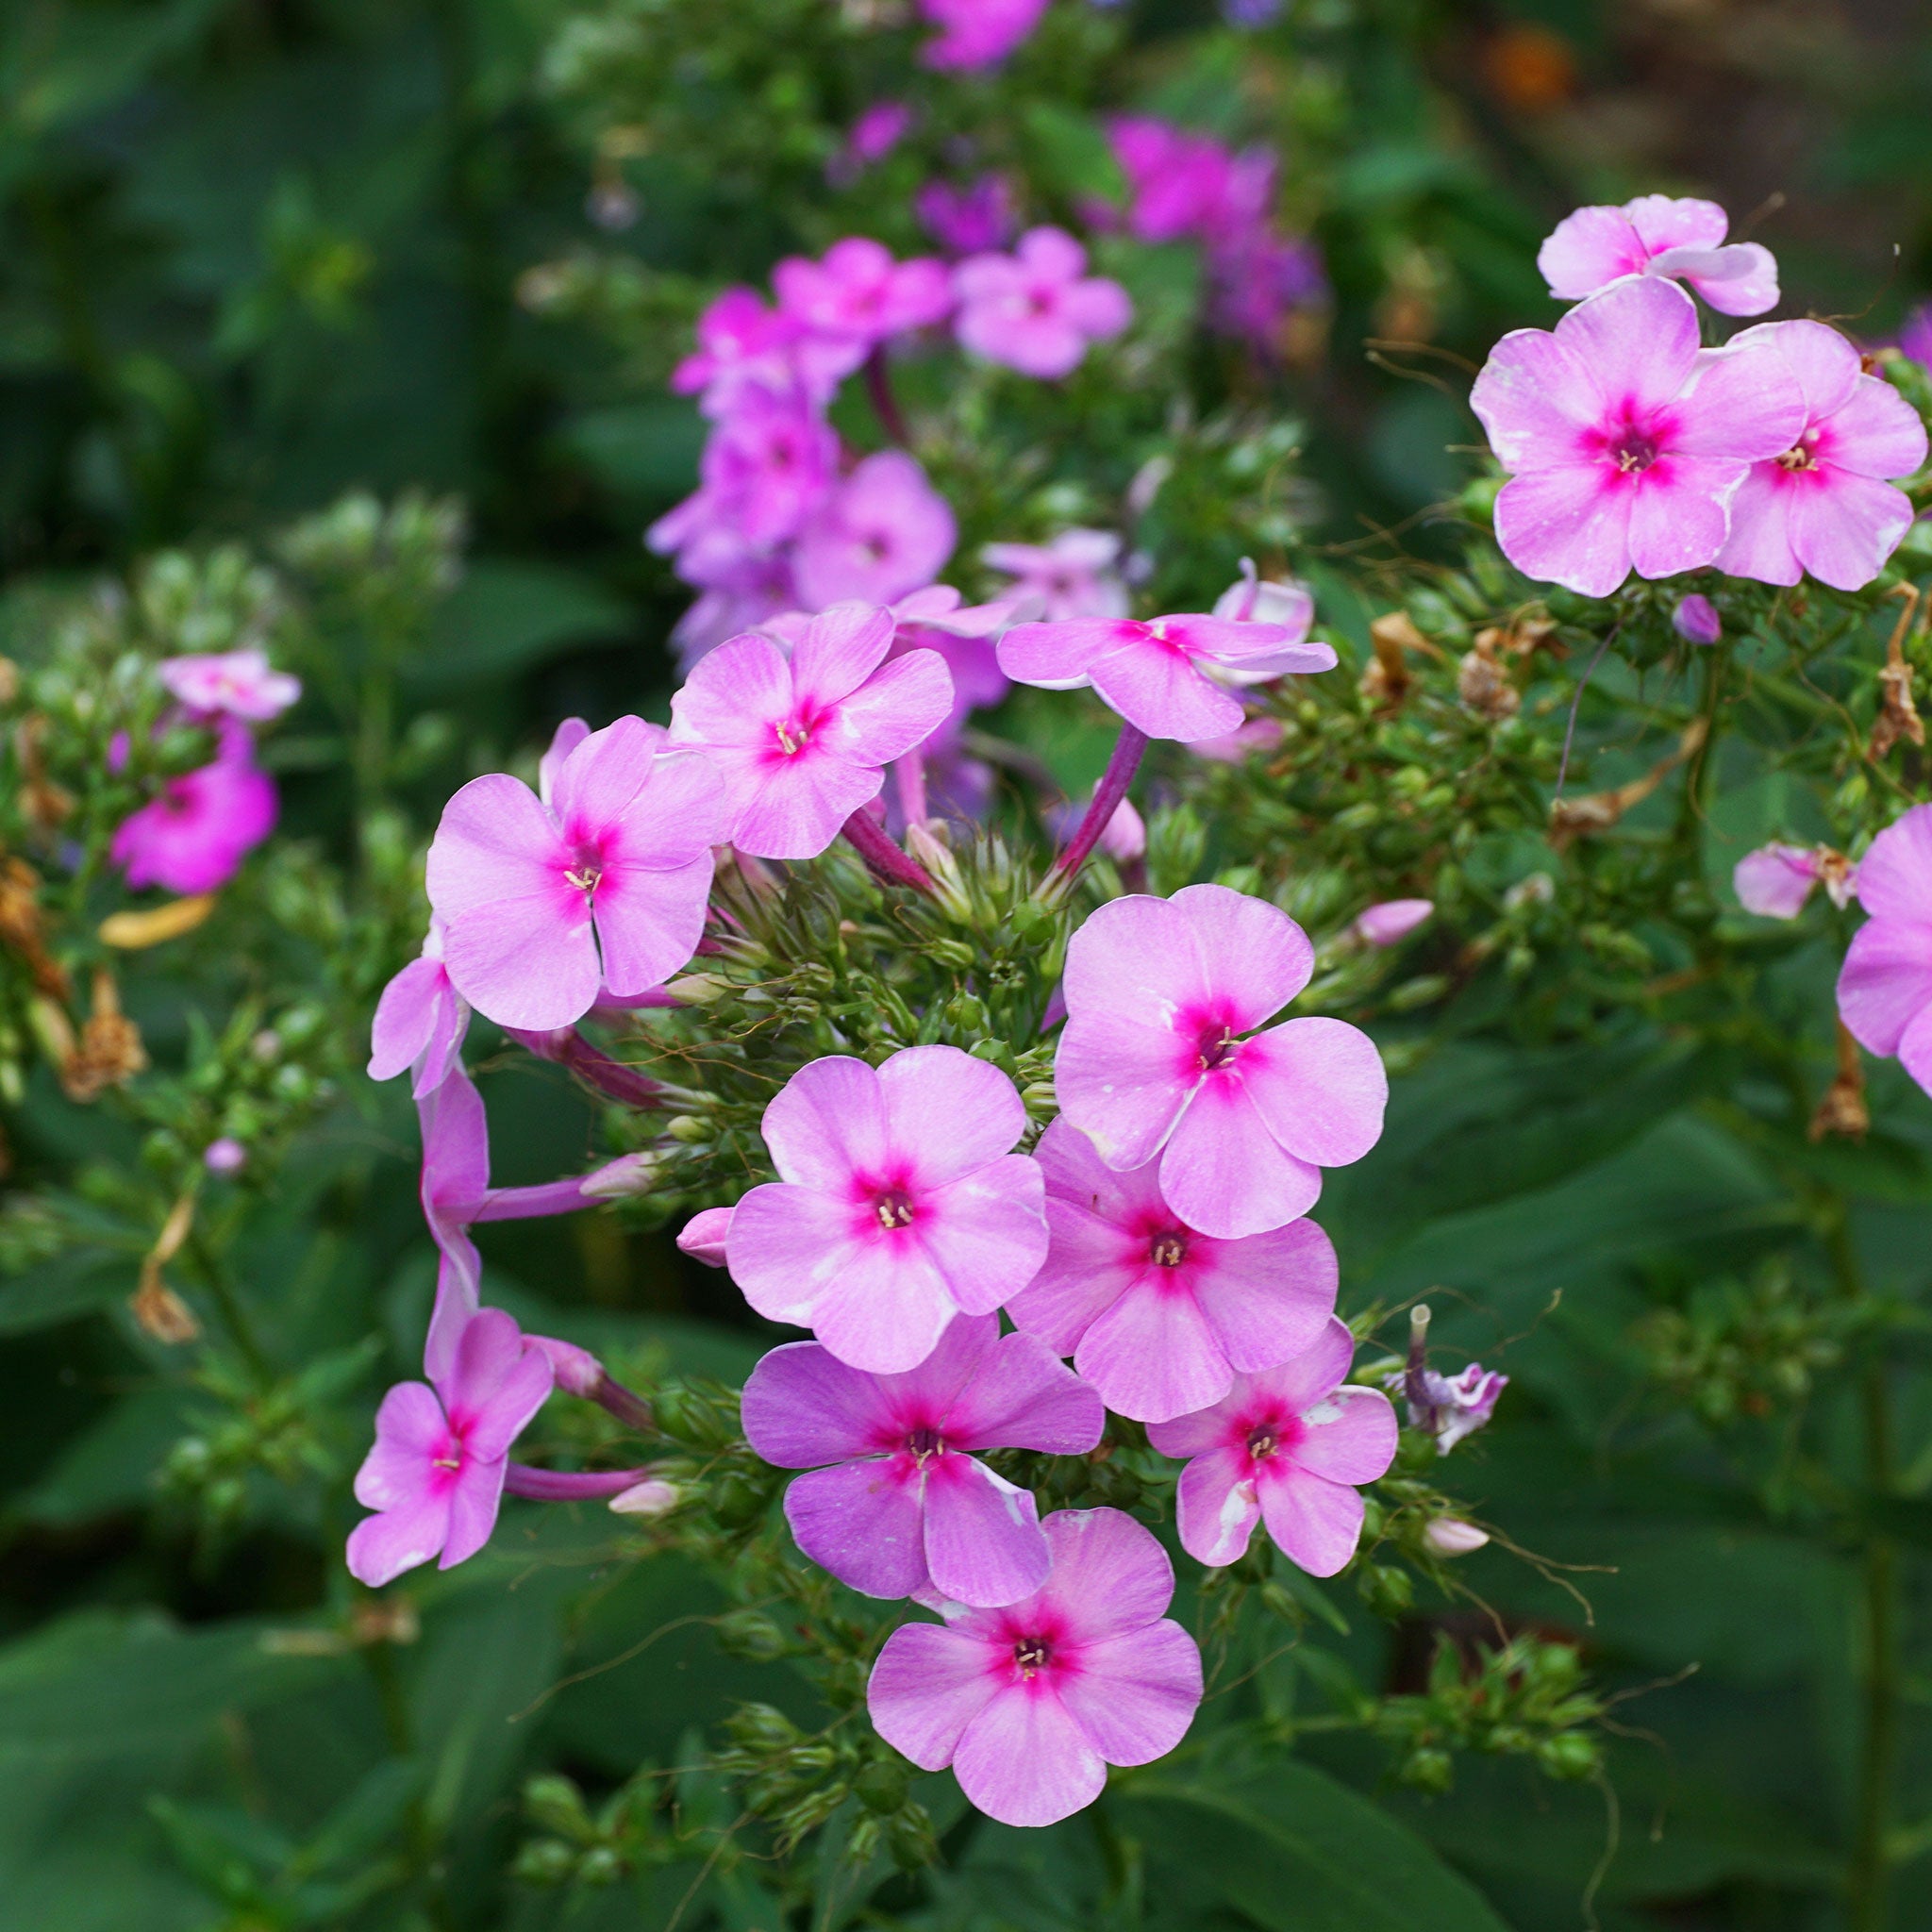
[[1538, 195, 1779, 316], [952, 227, 1133, 380]]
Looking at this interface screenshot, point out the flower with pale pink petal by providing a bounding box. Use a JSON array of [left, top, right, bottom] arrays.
[[1538, 195, 1779, 317], [1393, 1360, 1507, 1455], [1148, 1317, 1396, 1573], [158, 649, 301, 723], [774, 238, 953, 348], [111, 732, 278, 894], [1211, 561, 1315, 633], [917, 0, 1048, 71], [792, 453, 958, 610], [425, 717, 723, 1032], [1351, 899, 1433, 948], [369, 919, 470, 1098], [1055, 884, 1387, 1239], [982, 529, 1129, 621], [1838, 805, 1932, 1097], [345, 1307, 555, 1587], [743, 1315, 1102, 1606], [953, 228, 1132, 380], [1471, 276, 1807, 597], [725, 1046, 1049, 1374], [1715, 320, 1928, 592], [867, 1507, 1202, 1827], [650, 385, 841, 554], [1007, 1118, 1337, 1423], [667, 602, 953, 858], [1735, 843, 1828, 920]]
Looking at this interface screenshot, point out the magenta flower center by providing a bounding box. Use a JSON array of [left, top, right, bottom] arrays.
[[1611, 427, 1659, 475], [906, 1424, 943, 1461], [872, 1186, 917, 1231], [1775, 431, 1822, 473], [1196, 1022, 1239, 1072], [1148, 1229, 1189, 1268], [563, 837, 607, 895], [1013, 1634, 1053, 1677], [773, 716, 812, 757]]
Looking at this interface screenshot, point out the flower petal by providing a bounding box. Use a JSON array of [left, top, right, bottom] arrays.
[[878, 1044, 1028, 1187], [1191, 1218, 1339, 1374], [1087, 641, 1245, 741], [1173, 883, 1315, 1024], [1790, 471, 1917, 594], [1714, 462, 1800, 586], [1238, 1017, 1387, 1169], [758, 1057, 890, 1191], [1289, 1384, 1399, 1486], [941, 1327, 1105, 1453], [1076, 1272, 1232, 1424], [1033, 1507, 1174, 1644], [1852, 808, 1932, 925], [997, 619, 1137, 688], [1055, 1622, 1203, 1766], [1553, 276, 1701, 420], [1838, 916, 1932, 1058], [346, 1490, 453, 1587], [823, 647, 955, 764], [952, 1683, 1107, 1828], [1536, 205, 1647, 300], [741, 1341, 896, 1466], [1470, 327, 1604, 472], [1172, 1443, 1259, 1566], [923, 1456, 1051, 1607], [1158, 1075, 1322, 1241], [1823, 376, 1930, 481], [592, 850, 716, 998], [784, 1457, 929, 1597], [915, 1156, 1050, 1316], [868, 1622, 1002, 1769], [790, 602, 896, 710], [1625, 459, 1737, 580], [1493, 464, 1635, 598], [354, 1383, 448, 1509], [1257, 1464, 1365, 1577]]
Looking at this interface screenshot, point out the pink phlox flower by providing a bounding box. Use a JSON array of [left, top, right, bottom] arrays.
[[1211, 559, 1315, 633], [110, 729, 277, 894], [997, 608, 1335, 742], [672, 289, 855, 413], [1149, 1316, 1397, 1572], [1044, 790, 1145, 864], [1471, 276, 1807, 598], [831, 102, 914, 185], [1734, 842, 1847, 920], [1838, 805, 1932, 1096], [158, 648, 300, 723], [668, 601, 953, 858], [742, 1314, 1103, 1607], [982, 529, 1129, 621], [1672, 592, 1722, 644], [1714, 320, 1929, 592], [725, 1045, 1049, 1374], [650, 384, 841, 554], [676, 1206, 733, 1268], [1902, 304, 1932, 369], [1055, 884, 1388, 1239], [368, 917, 471, 1098], [1391, 1359, 1507, 1455], [1108, 117, 1235, 243], [1007, 1117, 1337, 1423], [1538, 194, 1779, 317], [345, 1307, 555, 1588], [917, 0, 1049, 71], [793, 452, 958, 609], [952, 227, 1133, 380], [669, 544, 799, 673], [773, 238, 954, 349], [1351, 899, 1434, 947], [916, 175, 1019, 256], [867, 1506, 1203, 1827], [425, 715, 723, 1031]]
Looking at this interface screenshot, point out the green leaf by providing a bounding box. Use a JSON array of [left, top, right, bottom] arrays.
[[404, 559, 633, 691], [0, 1249, 129, 1337]]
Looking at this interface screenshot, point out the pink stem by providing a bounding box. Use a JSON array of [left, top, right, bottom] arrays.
[[841, 808, 939, 894], [1052, 722, 1149, 877], [473, 1178, 592, 1223], [508, 1027, 665, 1108], [592, 1374, 655, 1433], [894, 746, 929, 828], [504, 1463, 650, 1502], [864, 346, 910, 446]]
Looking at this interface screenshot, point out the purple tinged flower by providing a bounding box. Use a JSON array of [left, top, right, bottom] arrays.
[[982, 529, 1129, 621], [793, 452, 958, 609], [651, 385, 841, 554], [1394, 1360, 1507, 1455], [1148, 1317, 1397, 1572], [1538, 195, 1779, 317], [773, 238, 954, 348], [841, 101, 913, 173], [1109, 117, 1235, 244], [952, 228, 1133, 380], [1212, 561, 1315, 632], [742, 1315, 1103, 1606], [425, 717, 723, 1032], [1838, 805, 1932, 1094], [203, 1137, 247, 1174], [671, 290, 854, 413], [368, 918, 470, 1098], [867, 1507, 1203, 1827], [676, 1206, 733, 1267], [1188, 716, 1284, 764], [668, 602, 953, 858], [1673, 593, 1723, 645], [1471, 276, 1807, 598], [1902, 304, 1932, 370], [917, 0, 1049, 71], [345, 1308, 555, 1588], [1714, 321, 1929, 592], [1007, 1118, 1337, 1423], [158, 649, 300, 723], [998, 610, 1335, 742], [670, 545, 801, 672], [1352, 899, 1434, 947], [110, 735, 278, 894], [725, 1045, 1049, 1374], [1735, 843, 1827, 919], [916, 175, 1019, 256], [1055, 885, 1388, 1240]]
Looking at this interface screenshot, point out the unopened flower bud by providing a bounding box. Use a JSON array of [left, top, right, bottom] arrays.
[[580, 1151, 657, 1198], [608, 1477, 678, 1518], [1424, 1517, 1491, 1557], [1672, 593, 1722, 645], [203, 1136, 246, 1174], [1351, 898, 1433, 948], [676, 1206, 732, 1267], [532, 1335, 604, 1398]]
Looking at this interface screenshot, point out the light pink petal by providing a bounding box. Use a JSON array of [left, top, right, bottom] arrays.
[[418, 1067, 491, 1210], [669, 633, 797, 750], [441, 1455, 508, 1568], [731, 749, 882, 858], [1088, 641, 1246, 741], [741, 1341, 896, 1466], [424, 1243, 480, 1387], [1172, 1444, 1259, 1566], [811, 1246, 961, 1374], [1471, 327, 1605, 473], [1552, 276, 1701, 417], [1056, 1013, 1196, 1171], [1838, 917, 1932, 1058], [1033, 1507, 1174, 1644], [784, 1457, 929, 1598], [1536, 205, 1648, 300], [1714, 463, 1801, 585], [1731, 319, 1859, 421], [1493, 465, 1635, 597], [952, 1683, 1107, 1828], [592, 850, 716, 998], [1790, 471, 1918, 593], [1852, 808, 1932, 924], [868, 1622, 1003, 1769], [676, 1206, 733, 1267], [824, 648, 955, 764], [1681, 244, 1778, 317], [1062, 891, 1209, 1018], [1055, 1623, 1203, 1766], [1257, 1465, 1365, 1576], [915, 1155, 1050, 1317], [923, 1456, 1051, 1607], [878, 1043, 1028, 1187], [1173, 882, 1315, 1023], [1238, 1016, 1388, 1168], [1144, 1386, 1239, 1459], [603, 742, 725, 871], [1191, 1218, 1339, 1373], [1062, 277, 1133, 338], [1733, 844, 1820, 919], [549, 715, 661, 838], [537, 717, 591, 808], [758, 1056, 889, 1191], [369, 957, 448, 1083], [1897, 1003, 1932, 1098], [441, 902, 600, 1032], [882, 1312, 1003, 1427], [1158, 1077, 1322, 1241], [1626, 460, 1737, 580], [727, 1182, 879, 1324], [447, 1311, 553, 1457], [1823, 377, 1929, 480], [1674, 341, 1807, 462], [997, 618, 1137, 688], [346, 1491, 453, 1587], [424, 774, 564, 919], [1006, 1197, 1138, 1355], [1624, 193, 1729, 255], [943, 1327, 1105, 1453], [1017, 225, 1087, 279], [1251, 1316, 1358, 1413], [1290, 1384, 1398, 1486], [1035, 1112, 1171, 1224], [791, 602, 897, 710], [354, 1382, 447, 1509], [1074, 1276, 1231, 1424]]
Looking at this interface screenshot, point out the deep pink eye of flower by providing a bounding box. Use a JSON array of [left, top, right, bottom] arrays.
[[792, 452, 958, 610], [345, 1308, 555, 1588], [368, 917, 470, 1099], [741, 1315, 1103, 1607], [425, 716, 724, 1034], [773, 238, 953, 346], [867, 1507, 1203, 1828], [952, 227, 1132, 381], [1006, 1118, 1338, 1423], [725, 1046, 1049, 1374], [998, 609, 1335, 743], [1148, 1317, 1397, 1574], [1471, 276, 1807, 598], [158, 649, 301, 723], [1055, 885, 1387, 1240], [1838, 805, 1932, 1097], [1538, 194, 1779, 317], [668, 601, 953, 858], [111, 735, 278, 895], [917, 0, 1049, 71], [1713, 321, 1928, 593]]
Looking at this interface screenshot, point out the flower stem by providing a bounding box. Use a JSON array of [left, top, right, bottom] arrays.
[[1052, 721, 1149, 877], [841, 808, 939, 895], [508, 1026, 664, 1108], [503, 1463, 651, 1502], [591, 1373, 655, 1433], [864, 345, 910, 446], [894, 746, 929, 828]]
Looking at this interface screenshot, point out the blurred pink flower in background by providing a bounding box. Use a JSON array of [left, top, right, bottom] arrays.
[[1352, 899, 1434, 947], [158, 649, 300, 723], [952, 226, 1132, 378], [774, 238, 953, 348], [111, 730, 277, 894], [1837, 806, 1932, 1095], [983, 528, 1129, 620], [917, 0, 1050, 71], [917, 175, 1019, 255], [794, 452, 958, 607], [1673, 593, 1722, 644]]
